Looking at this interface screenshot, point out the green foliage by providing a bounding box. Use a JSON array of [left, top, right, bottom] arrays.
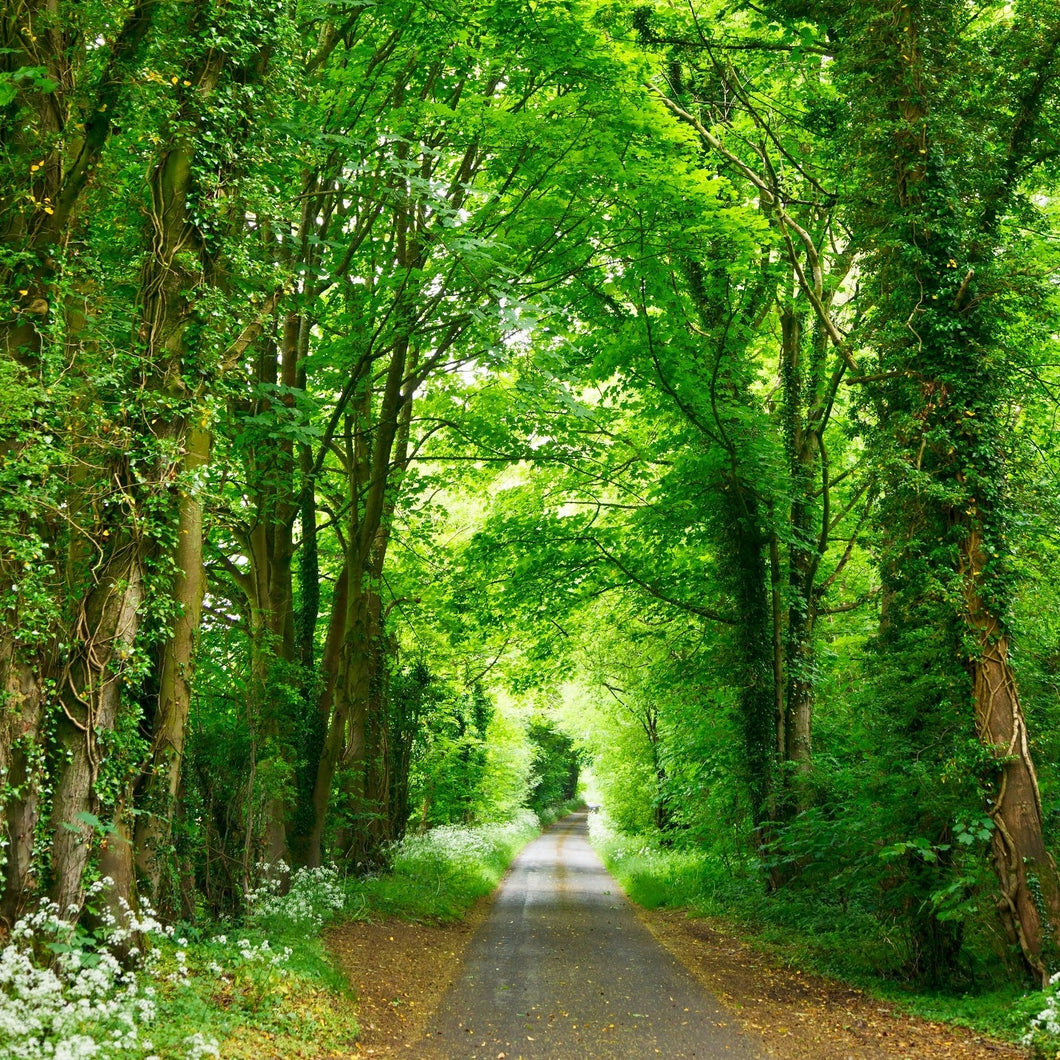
[[524, 718, 581, 816], [358, 810, 541, 923], [3, 0, 1060, 1024], [407, 677, 494, 829], [591, 812, 724, 911], [0, 66, 56, 107]]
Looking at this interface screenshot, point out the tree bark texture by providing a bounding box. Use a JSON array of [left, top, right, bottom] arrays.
[[0, 0, 158, 919], [85, 15, 226, 914], [779, 306, 817, 780], [50, 545, 144, 914], [0, 639, 46, 923], [134, 425, 210, 902], [965, 532, 1060, 983]]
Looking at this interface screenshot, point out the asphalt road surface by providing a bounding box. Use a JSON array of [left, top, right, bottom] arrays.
[[423, 812, 766, 1059]]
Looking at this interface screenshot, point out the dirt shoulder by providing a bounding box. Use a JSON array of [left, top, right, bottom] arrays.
[[635, 908, 1028, 1060], [325, 901, 491, 1057], [326, 904, 1028, 1060]]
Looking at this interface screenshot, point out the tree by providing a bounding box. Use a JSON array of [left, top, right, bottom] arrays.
[[282, 0, 653, 867], [826, 0, 1060, 982]]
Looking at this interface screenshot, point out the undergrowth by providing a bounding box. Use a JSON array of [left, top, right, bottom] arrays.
[[354, 808, 542, 922], [0, 810, 544, 1060]]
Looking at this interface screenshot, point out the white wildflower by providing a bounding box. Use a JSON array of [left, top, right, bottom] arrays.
[[183, 1032, 220, 1060]]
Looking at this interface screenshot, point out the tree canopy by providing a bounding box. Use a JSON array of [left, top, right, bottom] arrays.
[[3, 0, 1060, 994]]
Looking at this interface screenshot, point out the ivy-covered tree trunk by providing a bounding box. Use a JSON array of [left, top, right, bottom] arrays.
[[83, 4, 228, 917], [1, 0, 158, 920], [351, 377, 416, 861], [775, 300, 856, 815], [127, 0, 288, 902], [244, 493, 298, 869], [718, 481, 776, 832], [0, 643, 46, 922], [305, 577, 380, 866], [847, 0, 1060, 981], [50, 544, 145, 914], [332, 588, 386, 863], [778, 306, 817, 783], [134, 424, 210, 902], [966, 533, 1060, 978]]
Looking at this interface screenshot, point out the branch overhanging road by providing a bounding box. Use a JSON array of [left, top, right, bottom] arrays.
[[422, 812, 766, 1059]]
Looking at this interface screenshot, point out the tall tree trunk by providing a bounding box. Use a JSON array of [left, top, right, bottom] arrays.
[[299, 558, 349, 868], [301, 292, 417, 864], [768, 532, 786, 759], [0, 641, 46, 923], [777, 306, 834, 803], [345, 590, 402, 864], [330, 585, 384, 862], [347, 376, 416, 862], [965, 534, 1060, 982], [134, 425, 210, 902], [82, 17, 227, 916], [291, 413, 324, 857], [0, 0, 158, 920], [227, 314, 307, 871], [720, 481, 776, 831], [50, 544, 145, 914], [244, 542, 296, 868]]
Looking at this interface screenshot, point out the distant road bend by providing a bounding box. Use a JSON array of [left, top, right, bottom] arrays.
[[423, 812, 765, 1059]]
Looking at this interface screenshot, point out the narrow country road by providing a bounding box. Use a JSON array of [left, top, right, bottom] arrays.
[[421, 812, 766, 1059]]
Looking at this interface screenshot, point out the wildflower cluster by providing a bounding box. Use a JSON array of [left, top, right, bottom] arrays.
[[0, 888, 164, 1060], [246, 862, 346, 930], [0, 882, 229, 1060], [179, 1034, 219, 1060], [397, 809, 539, 868], [1023, 972, 1060, 1056], [235, 936, 291, 967]]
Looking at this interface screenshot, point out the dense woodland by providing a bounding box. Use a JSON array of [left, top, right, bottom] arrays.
[[3, 0, 1060, 999]]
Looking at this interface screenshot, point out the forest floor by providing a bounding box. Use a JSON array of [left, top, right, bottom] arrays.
[[327, 903, 1030, 1059]]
